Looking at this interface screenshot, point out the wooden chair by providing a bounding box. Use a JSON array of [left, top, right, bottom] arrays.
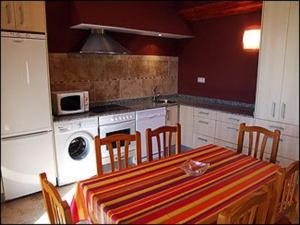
[[217, 185, 271, 224], [39, 173, 73, 224], [237, 123, 281, 163], [146, 123, 181, 162], [95, 132, 142, 175], [269, 161, 299, 224]]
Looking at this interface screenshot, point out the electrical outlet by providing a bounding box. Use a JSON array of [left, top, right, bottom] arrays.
[[197, 77, 205, 83]]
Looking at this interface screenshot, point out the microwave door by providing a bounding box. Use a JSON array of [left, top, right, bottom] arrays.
[[60, 95, 84, 113]]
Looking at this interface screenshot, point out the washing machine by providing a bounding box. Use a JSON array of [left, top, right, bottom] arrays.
[[53, 117, 98, 186]]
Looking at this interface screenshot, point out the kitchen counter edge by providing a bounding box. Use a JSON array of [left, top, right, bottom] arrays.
[[53, 97, 254, 123]]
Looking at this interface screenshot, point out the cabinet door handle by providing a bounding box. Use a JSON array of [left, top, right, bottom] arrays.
[[197, 137, 207, 142], [198, 120, 209, 125], [58, 127, 71, 132], [228, 117, 240, 122], [272, 102, 276, 118], [6, 3, 12, 24], [19, 4, 24, 25], [281, 103, 286, 119], [166, 110, 169, 120], [13, 39, 24, 43], [226, 127, 238, 132], [198, 111, 209, 115], [269, 125, 284, 131]]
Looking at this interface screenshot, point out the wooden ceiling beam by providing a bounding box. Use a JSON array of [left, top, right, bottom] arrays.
[[179, 1, 262, 21]]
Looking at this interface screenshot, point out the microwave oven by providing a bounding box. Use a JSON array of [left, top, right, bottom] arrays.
[[51, 91, 89, 115]]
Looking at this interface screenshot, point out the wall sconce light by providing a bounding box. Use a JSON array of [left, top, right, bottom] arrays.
[[243, 28, 261, 51]]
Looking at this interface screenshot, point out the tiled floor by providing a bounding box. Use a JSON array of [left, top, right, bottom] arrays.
[[1, 183, 75, 224]]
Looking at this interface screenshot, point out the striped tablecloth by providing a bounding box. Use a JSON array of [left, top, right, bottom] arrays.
[[70, 144, 280, 224]]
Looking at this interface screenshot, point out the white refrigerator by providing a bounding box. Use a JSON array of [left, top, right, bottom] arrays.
[[1, 32, 56, 200]]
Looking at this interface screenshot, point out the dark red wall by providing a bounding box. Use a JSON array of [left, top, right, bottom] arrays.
[[46, 2, 261, 103], [46, 1, 183, 55], [69, 1, 192, 36], [46, 1, 87, 53], [178, 11, 261, 104], [110, 33, 179, 56]]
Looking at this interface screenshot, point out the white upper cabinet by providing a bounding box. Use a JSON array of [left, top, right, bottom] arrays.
[[279, 1, 299, 125], [255, 1, 299, 125]]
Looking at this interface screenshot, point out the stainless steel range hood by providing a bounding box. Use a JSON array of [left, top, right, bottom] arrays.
[[80, 29, 129, 54]]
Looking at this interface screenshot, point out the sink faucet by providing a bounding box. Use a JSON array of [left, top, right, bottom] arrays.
[[152, 86, 160, 102]]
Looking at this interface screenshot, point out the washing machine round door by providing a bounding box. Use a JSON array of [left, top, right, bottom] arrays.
[[68, 135, 91, 160]]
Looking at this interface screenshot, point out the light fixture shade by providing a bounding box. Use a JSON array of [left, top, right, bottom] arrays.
[[243, 29, 261, 50]]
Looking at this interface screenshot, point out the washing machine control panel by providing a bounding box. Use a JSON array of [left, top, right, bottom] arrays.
[[54, 117, 98, 133]]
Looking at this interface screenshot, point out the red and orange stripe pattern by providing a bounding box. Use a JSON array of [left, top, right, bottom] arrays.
[[70, 144, 279, 224]]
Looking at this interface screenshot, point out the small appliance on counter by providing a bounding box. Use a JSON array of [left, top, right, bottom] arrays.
[[51, 90, 89, 116]]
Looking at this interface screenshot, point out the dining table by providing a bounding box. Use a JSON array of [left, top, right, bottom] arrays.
[[70, 144, 280, 224]]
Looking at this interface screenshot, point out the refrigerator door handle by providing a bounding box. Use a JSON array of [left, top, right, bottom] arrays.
[[25, 61, 30, 85], [1, 130, 52, 140]]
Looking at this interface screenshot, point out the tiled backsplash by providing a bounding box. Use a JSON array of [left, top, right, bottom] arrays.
[[48, 54, 178, 103]]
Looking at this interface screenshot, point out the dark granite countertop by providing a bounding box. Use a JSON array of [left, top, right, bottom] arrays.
[[53, 94, 254, 122]]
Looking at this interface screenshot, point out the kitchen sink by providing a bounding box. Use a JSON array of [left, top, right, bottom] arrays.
[[154, 99, 177, 104]]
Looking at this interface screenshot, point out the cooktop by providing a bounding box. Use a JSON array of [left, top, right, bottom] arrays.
[[89, 104, 130, 113]]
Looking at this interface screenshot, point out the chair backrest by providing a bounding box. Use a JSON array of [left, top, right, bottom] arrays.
[[270, 161, 299, 223], [39, 173, 73, 224], [237, 123, 281, 163], [217, 185, 271, 224], [146, 123, 181, 162], [95, 131, 142, 175]]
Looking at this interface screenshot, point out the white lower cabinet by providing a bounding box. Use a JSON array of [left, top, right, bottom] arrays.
[[180, 105, 255, 150], [166, 105, 178, 146], [216, 111, 254, 125], [254, 118, 299, 167], [166, 105, 178, 126], [215, 112, 254, 148], [214, 138, 248, 154], [179, 105, 193, 148], [179, 104, 298, 168], [215, 122, 239, 144], [263, 152, 294, 168], [255, 118, 299, 137], [193, 117, 216, 138], [277, 135, 299, 159], [216, 112, 254, 146], [193, 107, 217, 120], [215, 121, 251, 147], [192, 133, 214, 148], [193, 107, 216, 148], [214, 139, 237, 151]]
